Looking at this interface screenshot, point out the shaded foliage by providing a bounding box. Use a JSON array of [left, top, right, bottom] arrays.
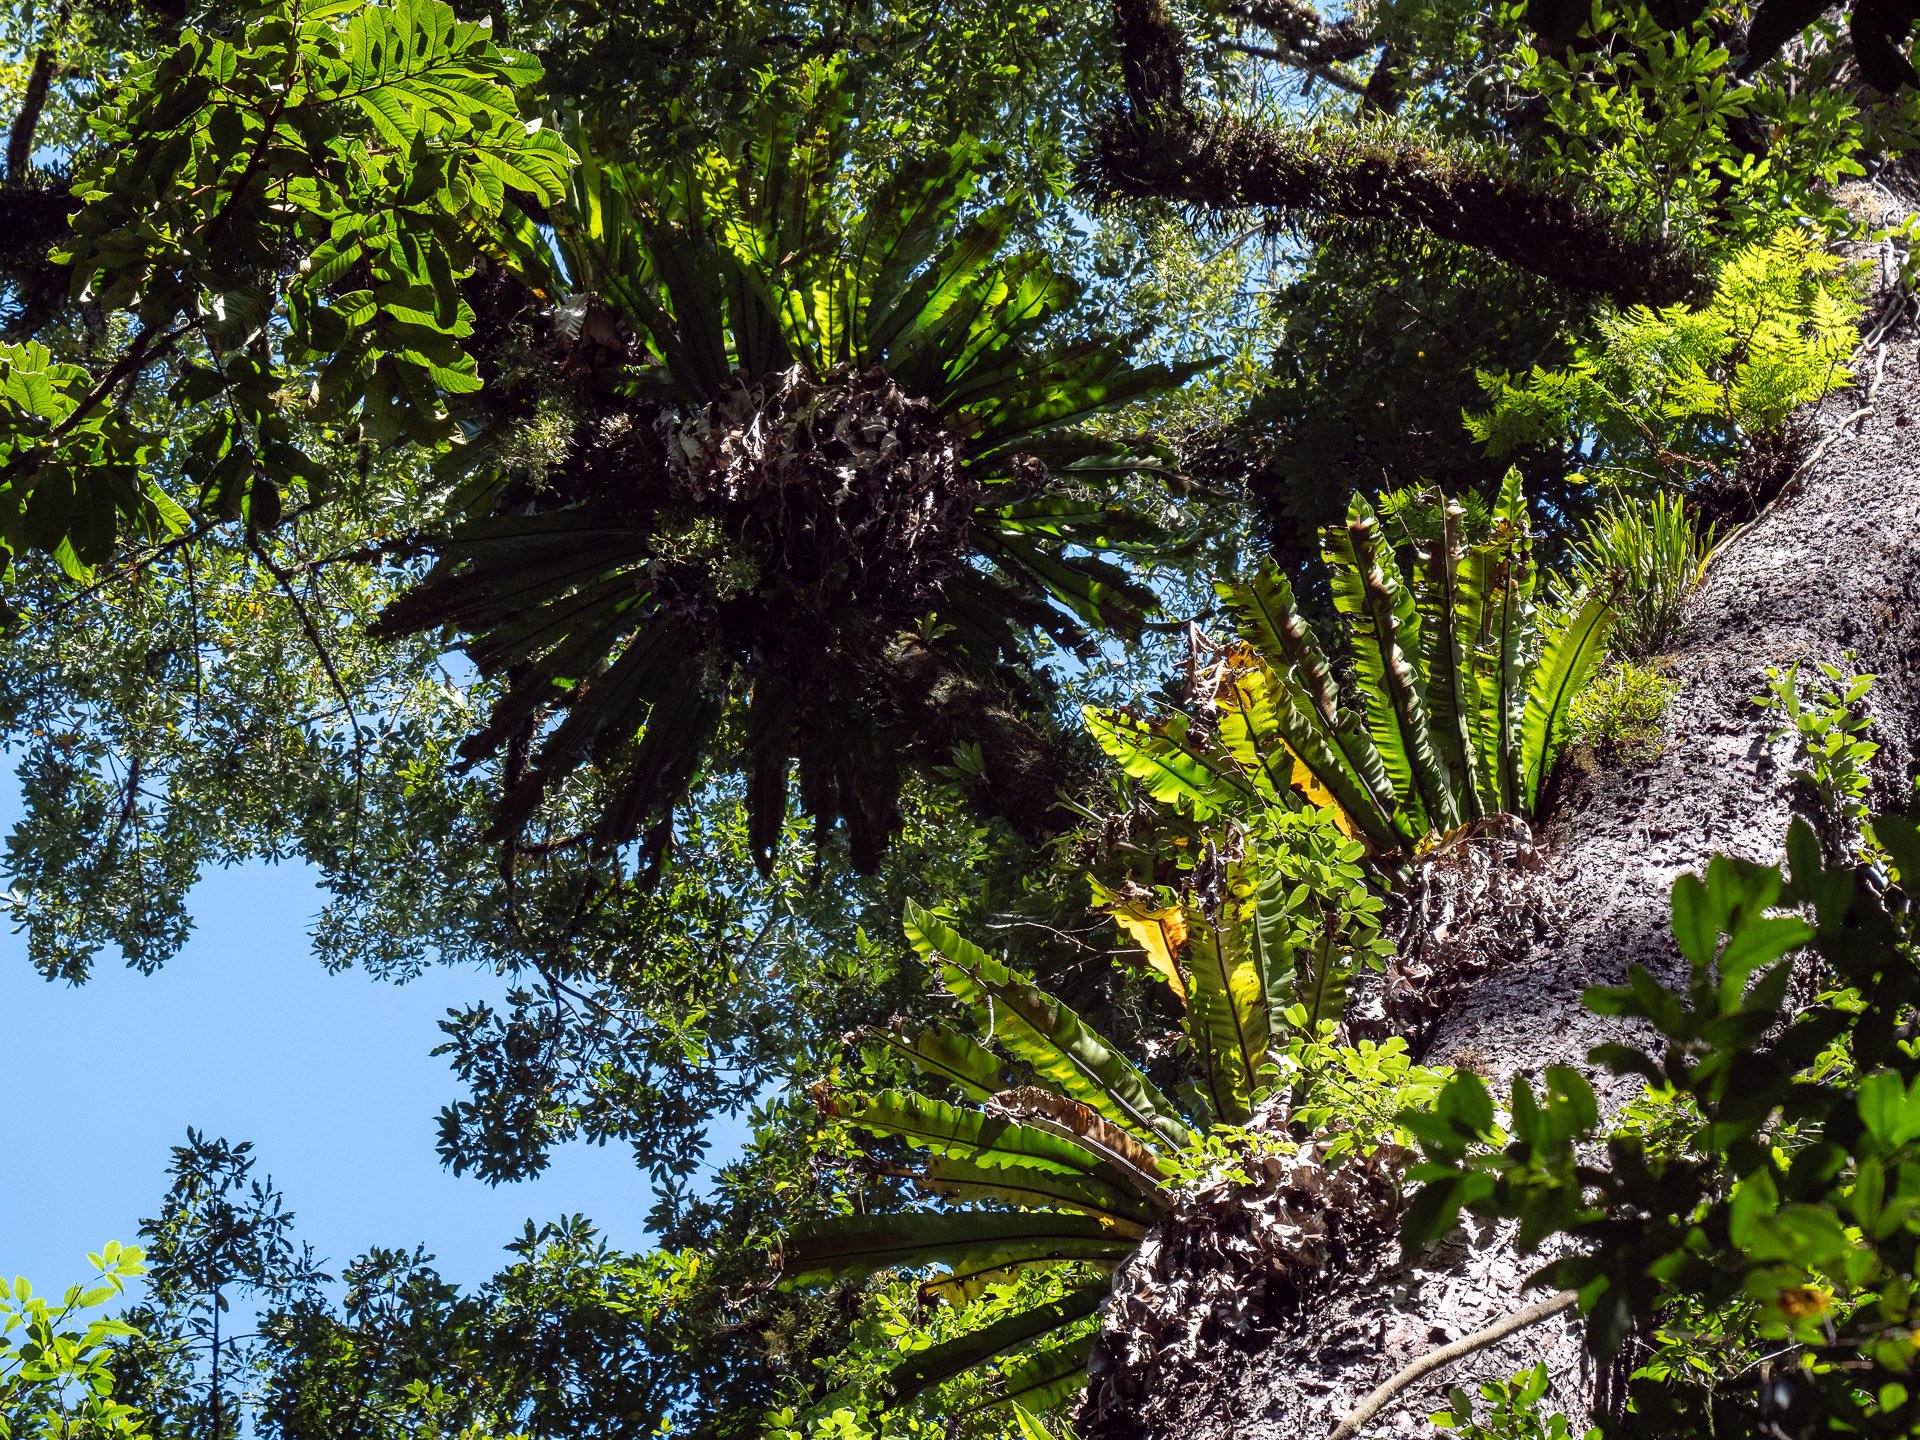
[[374, 86, 1203, 875]]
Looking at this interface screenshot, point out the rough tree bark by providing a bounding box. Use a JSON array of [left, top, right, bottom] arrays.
[[1078, 286, 1920, 1439]]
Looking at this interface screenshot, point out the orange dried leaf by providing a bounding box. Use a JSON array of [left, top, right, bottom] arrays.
[[1089, 878, 1190, 1003]]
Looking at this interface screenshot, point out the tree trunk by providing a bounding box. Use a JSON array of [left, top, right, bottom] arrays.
[[1079, 296, 1920, 1440]]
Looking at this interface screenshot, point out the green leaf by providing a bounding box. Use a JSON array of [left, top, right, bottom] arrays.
[[904, 904, 1198, 1152], [847, 140, 979, 348], [1670, 872, 1719, 968], [1399, 1174, 1468, 1250], [1873, 813, 1920, 890], [1436, 1069, 1497, 1139], [1216, 562, 1345, 737], [820, 1089, 1121, 1181], [779, 1211, 1133, 1288], [1414, 499, 1485, 818], [919, 1255, 1100, 1308], [1716, 913, 1813, 1008], [1520, 589, 1613, 811], [1859, 1071, 1920, 1152], [1744, 1203, 1854, 1269], [915, 1154, 1155, 1228], [873, 204, 1019, 367], [1455, 472, 1537, 812], [989, 1336, 1098, 1415], [1220, 661, 1400, 850], [1218, 563, 1402, 842], [1627, 963, 1689, 1037], [885, 1280, 1107, 1405], [1324, 493, 1457, 834], [973, 530, 1156, 639], [1082, 706, 1258, 819], [879, 1023, 1001, 1101], [1245, 869, 1296, 1039], [1184, 906, 1271, 1124]]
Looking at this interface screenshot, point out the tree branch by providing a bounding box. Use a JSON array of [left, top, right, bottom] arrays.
[[28, 523, 417, 632], [45, 321, 196, 444], [247, 536, 368, 862], [1087, 0, 1699, 308], [1223, 0, 1374, 62], [1326, 1290, 1579, 1440], [102, 751, 144, 860], [1219, 40, 1371, 95], [7, 49, 56, 181], [5, 0, 66, 181]]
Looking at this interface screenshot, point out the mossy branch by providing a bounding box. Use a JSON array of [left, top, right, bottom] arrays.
[[1088, 0, 1701, 308]]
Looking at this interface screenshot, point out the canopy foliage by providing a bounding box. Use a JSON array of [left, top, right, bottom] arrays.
[[0, 0, 1912, 1433]]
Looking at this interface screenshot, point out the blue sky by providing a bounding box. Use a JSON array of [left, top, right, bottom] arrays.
[[3, 841, 746, 1302]]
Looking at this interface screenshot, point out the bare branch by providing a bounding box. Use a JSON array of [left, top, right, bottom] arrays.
[[1219, 40, 1370, 94], [1326, 1290, 1579, 1440], [247, 535, 368, 864], [6, 49, 56, 181], [102, 752, 144, 860]]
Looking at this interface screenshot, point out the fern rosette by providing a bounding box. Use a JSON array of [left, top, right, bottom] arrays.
[[372, 94, 1211, 876], [1089, 471, 1615, 856], [782, 872, 1438, 1415]]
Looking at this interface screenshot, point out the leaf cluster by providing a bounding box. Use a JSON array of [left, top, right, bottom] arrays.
[[0, 1246, 149, 1440], [1564, 659, 1678, 762], [1432, 1358, 1597, 1440], [1500, 3, 1870, 254], [780, 834, 1436, 1419], [0, 0, 570, 582], [1244, 0, 1897, 551], [254, 1217, 706, 1439], [1090, 471, 1612, 856], [1468, 230, 1862, 498], [1755, 656, 1880, 854], [373, 82, 1208, 876], [1555, 490, 1716, 660], [1398, 810, 1920, 1436]]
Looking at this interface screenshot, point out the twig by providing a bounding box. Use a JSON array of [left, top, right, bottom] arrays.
[[34, 517, 226, 621], [1201, 223, 1268, 266], [1729, 1343, 1803, 1383], [1326, 1290, 1579, 1440], [47, 321, 194, 445], [535, 961, 668, 1047], [247, 536, 366, 865], [1219, 39, 1369, 93], [512, 830, 595, 857], [102, 752, 143, 859], [21, 493, 382, 629], [978, 916, 1105, 952], [184, 545, 204, 721]]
